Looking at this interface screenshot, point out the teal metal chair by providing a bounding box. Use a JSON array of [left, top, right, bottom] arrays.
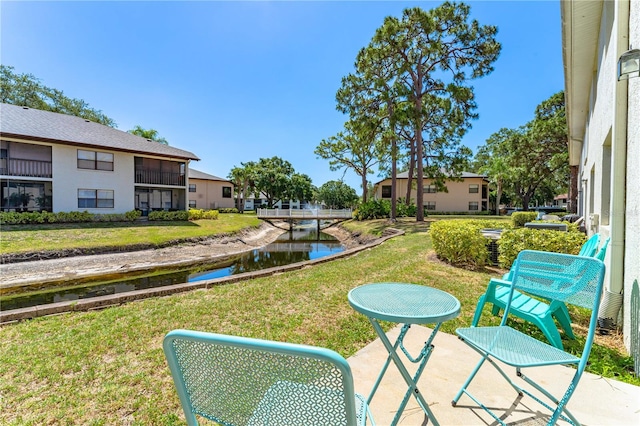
[[471, 234, 606, 349], [163, 329, 375, 426], [453, 250, 606, 425]]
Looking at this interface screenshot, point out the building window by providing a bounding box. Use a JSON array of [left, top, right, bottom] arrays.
[[188, 184, 196, 192], [222, 186, 232, 198], [469, 184, 479, 194], [189, 200, 196, 208], [424, 201, 436, 210], [423, 184, 437, 194], [77, 150, 114, 171], [469, 201, 479, 211], [381, 185, 392, 198], [78, 189, 114, 208]]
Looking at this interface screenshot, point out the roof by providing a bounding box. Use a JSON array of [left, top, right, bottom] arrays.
[[0, 103, 199, 161], [189, 168, 231, 182], [554, 193, 569, 200], [561, 1, 603, 166], [375, 170, 488, 185]]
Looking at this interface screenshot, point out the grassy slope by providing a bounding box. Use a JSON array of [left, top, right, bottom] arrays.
[[0, 213, 262, 254]]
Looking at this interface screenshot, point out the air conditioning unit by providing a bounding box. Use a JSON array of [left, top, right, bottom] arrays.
[[589, 213, 599, 231]]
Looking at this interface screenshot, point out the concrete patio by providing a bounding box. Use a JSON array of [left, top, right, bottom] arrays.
[[348, 325, 639, 425]]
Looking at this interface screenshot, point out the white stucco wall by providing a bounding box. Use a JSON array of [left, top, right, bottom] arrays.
[[52, 145, 134, 213], [623, 0, 640, 350]]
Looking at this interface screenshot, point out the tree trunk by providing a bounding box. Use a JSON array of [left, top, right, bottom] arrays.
[[405, 144, 416, 205], [390, 138, 397, 221], [495, 180, 502, 216], [361, 170, 368, 203]]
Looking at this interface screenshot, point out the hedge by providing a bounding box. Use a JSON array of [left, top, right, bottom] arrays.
[[497, 227, 587, 268], [0, 210, 141, 225], [511, 211, 538, 227], [148, 210, 189, 221], [430, 219, 509, 269], [188, 209, 219, 220]]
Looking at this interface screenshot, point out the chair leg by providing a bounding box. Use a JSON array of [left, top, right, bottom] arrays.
[[471, 295, 487, 327], [452, 353, 487, 405], [537, 316, 564, 350], [552, 303, 575, 340]]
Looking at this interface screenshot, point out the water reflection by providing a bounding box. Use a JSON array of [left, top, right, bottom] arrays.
[[1, 228, 343, 311]]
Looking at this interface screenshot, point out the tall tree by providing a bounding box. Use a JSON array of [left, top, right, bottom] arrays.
[[326, 3, 500, 221], [315, 119, 385, 202], [0, 65, 116, 127], [250, 157, 313, 208], [316, 180, 359, 209], [474, 91, 569, 210], [128, 125, 169, 145], [371, 4, 500, 221]]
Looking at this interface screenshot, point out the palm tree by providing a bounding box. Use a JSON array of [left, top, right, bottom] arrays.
[[228, 162, 255, 213]]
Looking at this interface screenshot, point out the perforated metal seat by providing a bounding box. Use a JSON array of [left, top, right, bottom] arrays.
[[163, 329, 374, 426], [453, 250, 606, 426], [471, 234, 607, 349]]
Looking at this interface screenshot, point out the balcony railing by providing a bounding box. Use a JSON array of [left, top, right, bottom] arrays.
[[135, 168, 185, 186], [0, 158, 52, 178]]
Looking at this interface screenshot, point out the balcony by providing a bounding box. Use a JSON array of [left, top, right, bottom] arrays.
[[135, 167, 185, 186], [0, 158, 52, 178]]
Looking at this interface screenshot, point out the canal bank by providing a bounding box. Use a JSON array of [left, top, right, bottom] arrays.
[[0, 224, 400, 323]]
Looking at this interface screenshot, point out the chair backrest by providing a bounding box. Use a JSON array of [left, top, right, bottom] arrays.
[[508, 250, 606, 311], [578, 233, 600, 257], [163, 329, 360, 426]]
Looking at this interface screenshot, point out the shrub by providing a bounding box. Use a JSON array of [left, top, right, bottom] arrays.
[[511, 211, 538, 227], [394, 202, 417, 218], [203, 210, 219, 220], [430, 220, 509, 268], [353, 199, 390, 220], [148, 210, 189, 221], [188, 208, 205, 220], [0, 209, 142, 224], [188, 209, 219, 220], [125, 210, 142, 221], [218, 208, 239, 213], [498, 228, 587, 268]]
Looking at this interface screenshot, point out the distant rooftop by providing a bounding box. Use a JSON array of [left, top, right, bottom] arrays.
[[189, 168, 231, 182], [0, 103, 199, 161]]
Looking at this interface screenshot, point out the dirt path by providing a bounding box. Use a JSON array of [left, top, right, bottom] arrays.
[[0, 222, 373, 290]]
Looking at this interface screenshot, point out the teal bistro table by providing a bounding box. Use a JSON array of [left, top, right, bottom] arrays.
[[348, 282, 461, 426]]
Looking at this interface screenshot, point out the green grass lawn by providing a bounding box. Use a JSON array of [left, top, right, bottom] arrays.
[[0, 216, 636, 424], [0, 213, 262, 254]]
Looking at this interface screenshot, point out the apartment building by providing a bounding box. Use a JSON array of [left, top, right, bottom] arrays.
[[0, 103, 199, 215]]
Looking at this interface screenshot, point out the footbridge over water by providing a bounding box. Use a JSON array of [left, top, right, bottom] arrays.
[[257, 208, 353, 231]]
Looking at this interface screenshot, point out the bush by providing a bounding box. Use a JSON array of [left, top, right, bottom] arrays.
[[188, 209, 219, 220], [511, 211, 538, 227], [498, 228, 587, 268], [396, 202, 417, 218], [218, 208, 239, 214], [148, 210, 189, 221], [430, 219, 509, 268], [0, 209, 143, 224], [353, 199, 390, 221]]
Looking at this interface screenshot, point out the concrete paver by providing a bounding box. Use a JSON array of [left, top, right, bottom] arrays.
[[348, 325, 640, 425]]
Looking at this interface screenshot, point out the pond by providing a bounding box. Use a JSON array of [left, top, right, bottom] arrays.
[[1, 228, 344, 311]]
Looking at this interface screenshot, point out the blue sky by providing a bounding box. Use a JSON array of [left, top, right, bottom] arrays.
[[1, 0, 564, 192]]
